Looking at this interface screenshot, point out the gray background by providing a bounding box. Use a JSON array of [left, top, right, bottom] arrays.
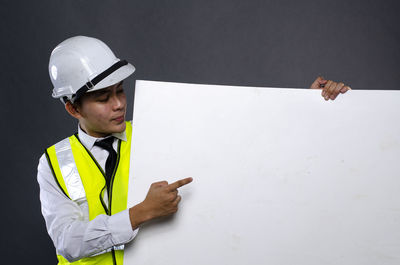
[[1, 0, 399, 264]]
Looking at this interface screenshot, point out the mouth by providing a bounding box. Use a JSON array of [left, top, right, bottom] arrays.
[[112, 115, 125, 123]]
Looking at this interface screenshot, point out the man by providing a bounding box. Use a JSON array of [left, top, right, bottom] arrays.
[[37, 36, 350, 264]]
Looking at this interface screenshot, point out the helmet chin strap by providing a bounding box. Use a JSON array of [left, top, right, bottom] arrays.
[[73, 60, 128, 102]]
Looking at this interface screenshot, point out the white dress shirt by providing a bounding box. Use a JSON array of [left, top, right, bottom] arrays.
[[37, 125, 138, 262]]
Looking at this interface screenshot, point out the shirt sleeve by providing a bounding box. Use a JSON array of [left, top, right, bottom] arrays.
[[37, 154, 138, 262]]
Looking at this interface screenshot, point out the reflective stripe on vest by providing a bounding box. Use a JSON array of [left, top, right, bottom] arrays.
[[45, 122, 132, 265]]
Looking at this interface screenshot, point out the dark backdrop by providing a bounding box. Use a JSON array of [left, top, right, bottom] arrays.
[[1, 0, 399, 264]]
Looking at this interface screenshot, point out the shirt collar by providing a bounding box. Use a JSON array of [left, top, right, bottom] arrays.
[[77, 124, 127, 150]]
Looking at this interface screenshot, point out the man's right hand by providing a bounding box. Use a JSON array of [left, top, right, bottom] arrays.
[[129, 177, 193, 229]]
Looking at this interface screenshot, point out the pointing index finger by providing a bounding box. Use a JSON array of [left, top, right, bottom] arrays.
[[167, 177, 193, 191]]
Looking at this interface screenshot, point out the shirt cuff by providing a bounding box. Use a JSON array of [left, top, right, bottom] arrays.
[[108, 209, 139, 246]]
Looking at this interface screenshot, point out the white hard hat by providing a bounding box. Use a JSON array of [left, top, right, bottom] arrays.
[[49, 36, 135, 103]]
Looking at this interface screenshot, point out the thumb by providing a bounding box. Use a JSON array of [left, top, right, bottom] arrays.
[[310, 76, 326, 89]]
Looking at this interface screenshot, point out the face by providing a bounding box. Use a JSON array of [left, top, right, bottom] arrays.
[[70, 81, 127, 137]]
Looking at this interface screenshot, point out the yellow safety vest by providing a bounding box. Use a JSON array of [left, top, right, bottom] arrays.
[[45, 122, 132, 265]]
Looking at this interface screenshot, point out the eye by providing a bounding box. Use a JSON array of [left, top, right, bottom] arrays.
[[97, 96, 109, 102]]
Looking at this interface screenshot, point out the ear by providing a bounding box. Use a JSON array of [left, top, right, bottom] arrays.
[[65, 101, 82, 119]]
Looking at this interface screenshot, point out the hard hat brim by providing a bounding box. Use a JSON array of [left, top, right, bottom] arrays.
[[88, 62, 136, 93]]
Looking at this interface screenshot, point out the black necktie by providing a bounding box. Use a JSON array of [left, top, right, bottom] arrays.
[[94, 137, 117, 190]]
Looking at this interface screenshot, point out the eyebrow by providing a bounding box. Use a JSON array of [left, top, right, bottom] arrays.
[[91, 89, 110, 98]]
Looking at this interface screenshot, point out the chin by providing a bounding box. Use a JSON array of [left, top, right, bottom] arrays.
[[113, 122, 126, 132]]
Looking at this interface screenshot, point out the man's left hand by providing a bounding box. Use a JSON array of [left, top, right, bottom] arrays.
[[310, 76, 351, 101]]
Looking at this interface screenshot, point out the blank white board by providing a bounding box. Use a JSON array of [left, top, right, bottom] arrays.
[[125, 80, 400, 265]]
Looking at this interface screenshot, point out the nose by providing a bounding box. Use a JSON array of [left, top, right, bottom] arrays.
[[111, 92, 125, 111]]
